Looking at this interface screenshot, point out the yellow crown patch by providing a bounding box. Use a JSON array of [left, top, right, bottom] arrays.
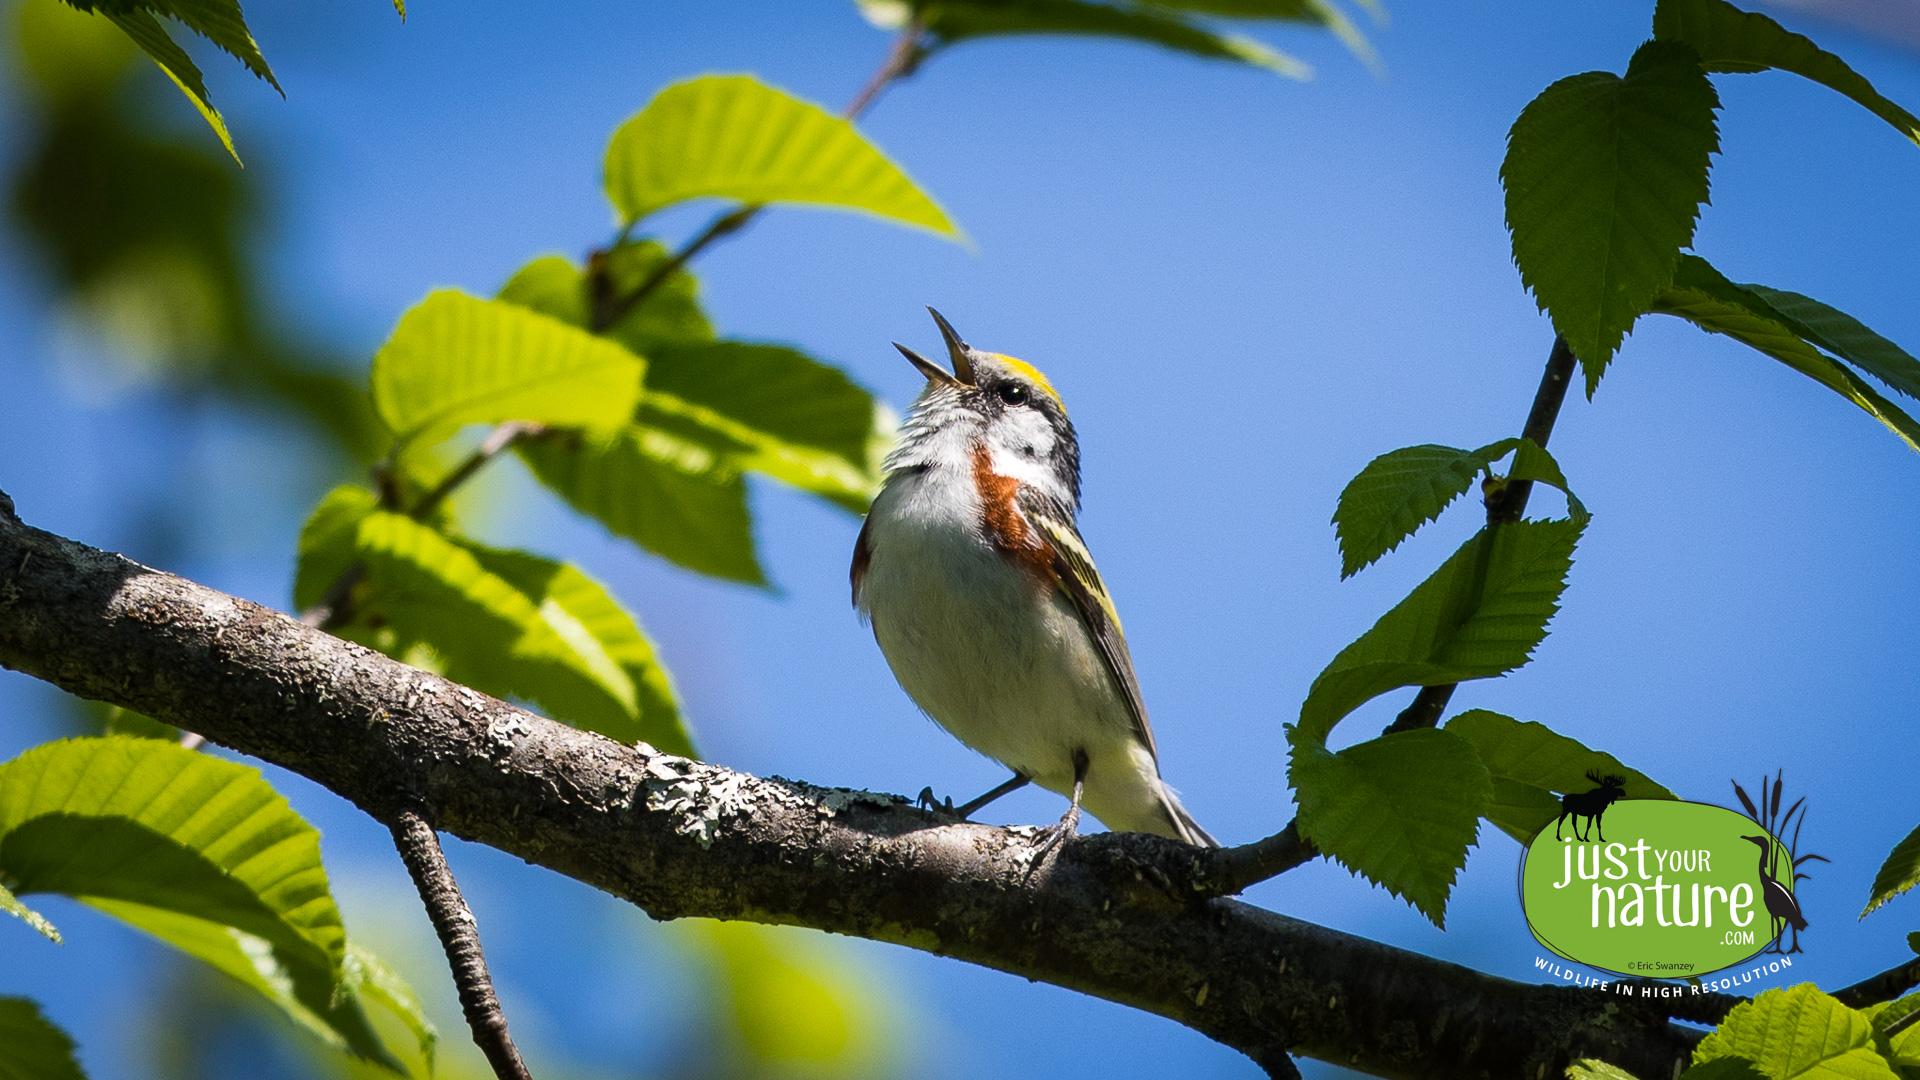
[[987, 353, 1066, 416]]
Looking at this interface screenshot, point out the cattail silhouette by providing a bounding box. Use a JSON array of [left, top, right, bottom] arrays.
[[1730, 773, 1827, 955]]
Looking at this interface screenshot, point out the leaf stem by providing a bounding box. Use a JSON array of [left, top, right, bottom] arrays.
[[390, 808, 533, 1080]]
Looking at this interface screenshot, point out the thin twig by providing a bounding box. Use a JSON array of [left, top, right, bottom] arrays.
[[1832, 956, 1920, 1009], [390, 808, 533, 1080], [1213, 337, 1581, 897], [1384, 335, 1577, 736]]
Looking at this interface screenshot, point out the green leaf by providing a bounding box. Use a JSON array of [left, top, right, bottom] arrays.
[[495, 252, 885, 514], [1504, 439, 1589, 523], [1679, 1062, 1768, 1080], [1503, 39, 1720, 393], [1444, 709, 1675, 842], [497, 246, 715, 357], [370, 290, 644, 452], [1862, 823, 1920, 917], [0, 996, 87, 1080], [353, 512, 693, 752], [1568, 1060, 1642, 1080], [1332, 440, 1516, 578], [904, 0, 1312, 78], [0, 881, 62, 944], [1298, 519, 1583, 744], [345, 943, 438, 1073], [1288, 728, 1491, 926], [1909, 932, 1920, 956], [1145, 0, 1379, 72], [293, 484, 379, 612], [84, 899, 403, 1071], [518, 428, 766, 587], [1861, 992, 1920, 1070], [98, 8, 238, 162], [1694, 984, 1899, 1080], [0, 738, 410, 1069], [1650, 260, 1920, 453], [1652, 0, 1920, 146], [1736, 285, 1920, 402], [604, 74, 959, 236]]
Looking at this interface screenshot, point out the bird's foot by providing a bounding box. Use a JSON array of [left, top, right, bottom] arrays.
[[1030, 803, 1082, 863], [915, 787, 960, 817]]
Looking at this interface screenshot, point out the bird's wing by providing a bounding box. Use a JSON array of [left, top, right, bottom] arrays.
[[1017, 488, 1160, 763]]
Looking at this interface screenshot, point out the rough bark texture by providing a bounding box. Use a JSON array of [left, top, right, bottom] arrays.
[[0, 493, 1706, 1079]]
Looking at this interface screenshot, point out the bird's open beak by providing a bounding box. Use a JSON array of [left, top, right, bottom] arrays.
[[894, 342, 959, 386], [927, 307, 977, 385]]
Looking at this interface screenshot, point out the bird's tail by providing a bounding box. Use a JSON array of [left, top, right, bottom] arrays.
[[1158, 783, 1219, 849]]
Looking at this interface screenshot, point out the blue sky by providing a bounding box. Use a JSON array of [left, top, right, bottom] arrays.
[[3, 1, 1920, 1077]]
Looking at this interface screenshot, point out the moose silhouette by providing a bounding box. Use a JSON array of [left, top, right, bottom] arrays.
[[1554, 770, 1627, 843]]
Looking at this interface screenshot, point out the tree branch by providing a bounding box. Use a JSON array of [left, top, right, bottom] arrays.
[[0, 493, 1709, 1080], [389, 808, 533, 1080]]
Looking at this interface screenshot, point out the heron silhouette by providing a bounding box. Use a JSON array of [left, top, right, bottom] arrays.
[[1742, 834, 1807, 954]]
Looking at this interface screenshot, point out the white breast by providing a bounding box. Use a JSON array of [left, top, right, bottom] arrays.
[[857, 464, 1133, 794]]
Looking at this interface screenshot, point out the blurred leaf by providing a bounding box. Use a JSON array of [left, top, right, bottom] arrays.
[[1146, 0, 1377, 72], [0, 881, 62, 943], [353, 511, 693, 750], [1650, 258, 1920, 452], [1503, 39, 1719, 393], [694, 921, 897, 1078], [518, 428, 766, 587], [1289, 728, 1490, 926], [1568, 1058, 1642, 1080], [0, 996, 87, 1080], [344, 943, 438, 1073], [1332, 440, 1516, 578], [1652, 0, 1920, 146], [1694, 985, 1897, 1080], [14, 0, 137, 104], [879, 0, 1312, 78], [1444, 709, 1674, 842], [370, 290, 643, 453], [604, 74, 959, 235], [1298, 519, 1583, 744], [0, 738, 411, 1070], [85, 899, 405, 1072], [1862, 823, 1920, 917]]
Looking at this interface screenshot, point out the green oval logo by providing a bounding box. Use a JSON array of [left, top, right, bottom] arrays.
[[1520, 800, 1798, 978]]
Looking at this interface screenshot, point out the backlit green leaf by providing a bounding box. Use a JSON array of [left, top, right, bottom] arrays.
[[1694, 985, 1898, 1080], [1862, 823, 1920, 918], [1299, 519, 1583, 744], [345, 943, 438, 1072], [691, 921, 896, 1073], [98, 7, 237, 161], [1650, 260, 1920, 453], [0, 738, 412, 1070], [1332, 440, 1517, 578], [353, 512, 693, 751], [1679, 1062, 1767, 1080], [84, 899, 403, 1071], [896, 0, 1312, 78], [497, 246, 714, 357], [0, 881, 61, 943], [1444, 709, 1674, 842], [1147, 0, 1378, 72], [1503, 39, 1720, 393], [605, 74, 958, 235], [1653, 0, 1920, 146], [1738, 285, 1920, 402], [370, 290, 643, 452], [1289, 727, 1491, 926], [647, 339, 881, 484], [519, 428, 765, 587], [0, 996, 87, 1080], [293, 484, 379, 612]]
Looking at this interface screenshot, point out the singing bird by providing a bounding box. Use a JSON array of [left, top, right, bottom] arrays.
[[851, 309, 1216, 848]]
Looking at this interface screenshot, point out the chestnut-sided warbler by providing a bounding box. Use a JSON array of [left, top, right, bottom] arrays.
[[852, 309, 1217, 848]]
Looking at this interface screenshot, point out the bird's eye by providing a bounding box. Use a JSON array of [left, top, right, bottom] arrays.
[[996, 383, 1029, 407]]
